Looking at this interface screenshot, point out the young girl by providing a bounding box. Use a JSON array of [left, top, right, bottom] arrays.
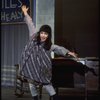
[[19, 5, 77, 100]]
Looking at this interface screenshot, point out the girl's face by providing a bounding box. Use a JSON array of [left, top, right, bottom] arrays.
[[40, 31, 48, 42]]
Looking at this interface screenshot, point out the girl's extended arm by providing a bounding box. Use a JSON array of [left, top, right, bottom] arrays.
[[51, 44, 79, 60], [21, 5, 36, 39]]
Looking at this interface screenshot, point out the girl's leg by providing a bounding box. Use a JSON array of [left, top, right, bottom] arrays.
[[44, 84, 58, 100], [29, 83, 39, 100]]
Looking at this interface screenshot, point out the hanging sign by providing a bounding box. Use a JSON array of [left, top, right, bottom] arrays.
[[1, 0, 31, 24]]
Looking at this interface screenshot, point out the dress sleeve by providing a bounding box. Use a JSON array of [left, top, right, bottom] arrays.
[[51, 44, 70, 56], [24, 14, 36, 39]]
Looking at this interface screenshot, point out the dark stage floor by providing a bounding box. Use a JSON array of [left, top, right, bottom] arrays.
[[1, 86, 99, 100]]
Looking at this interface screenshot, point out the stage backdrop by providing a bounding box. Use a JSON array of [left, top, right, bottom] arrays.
[[55, 0, 99, 57], [1, 0, 35, 87]]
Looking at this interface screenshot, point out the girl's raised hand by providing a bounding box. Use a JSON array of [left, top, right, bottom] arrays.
[[21, 5, 29, 15]]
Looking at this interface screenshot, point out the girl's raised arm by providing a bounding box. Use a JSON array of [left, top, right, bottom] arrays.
[[22, 5, 36, 39]]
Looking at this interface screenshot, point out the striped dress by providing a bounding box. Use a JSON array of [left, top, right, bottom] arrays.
[[19, 14, 70, 84]]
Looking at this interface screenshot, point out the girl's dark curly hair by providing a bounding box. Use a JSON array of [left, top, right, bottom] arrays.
[[36, 25, 52, 50]]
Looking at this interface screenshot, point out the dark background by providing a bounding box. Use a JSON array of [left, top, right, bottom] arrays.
[[55, 0, 99, 57]]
